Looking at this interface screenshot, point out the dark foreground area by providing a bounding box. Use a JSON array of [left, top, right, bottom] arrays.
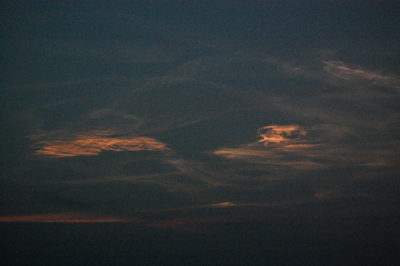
[[2, 202, 399, 266]]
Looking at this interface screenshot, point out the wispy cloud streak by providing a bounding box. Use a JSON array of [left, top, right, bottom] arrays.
[[324, 61, 400, 90], [0, 213, 131, 223]]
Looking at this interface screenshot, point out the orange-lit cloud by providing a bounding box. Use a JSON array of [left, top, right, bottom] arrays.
[[213, 125, 320, 170], [213, 124, 393, 171], [256, 125, 307, 145], [0, 213, 132, 223], [34, 135, 168, 157]]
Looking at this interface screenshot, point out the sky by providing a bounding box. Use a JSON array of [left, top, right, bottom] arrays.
[[1, 1, 400, 265]]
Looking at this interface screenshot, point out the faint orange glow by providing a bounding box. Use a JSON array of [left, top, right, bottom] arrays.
[[34, 135, 167, 157], [209, 202, 236, 207], [213, 149, 265, 159], [0, 214, 131, 223]]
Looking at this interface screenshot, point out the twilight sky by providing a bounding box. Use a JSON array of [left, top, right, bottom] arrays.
[[1, 1, 400, 265]]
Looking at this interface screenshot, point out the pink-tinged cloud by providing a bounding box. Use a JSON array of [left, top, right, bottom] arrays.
[[33, 135, 168, 157]]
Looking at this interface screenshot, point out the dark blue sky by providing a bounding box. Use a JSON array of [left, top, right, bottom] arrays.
[[1, 1, 400, 265]]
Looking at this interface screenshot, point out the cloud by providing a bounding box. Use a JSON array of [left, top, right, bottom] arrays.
[[208, 202, 236, 207], [256, 125, 307, 145], [213, 125, 317, 169], [0, 213, 131, 223], [213, 124, 395, 171], [323, 61, 400, 90], [32, 134, 168, 157]]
